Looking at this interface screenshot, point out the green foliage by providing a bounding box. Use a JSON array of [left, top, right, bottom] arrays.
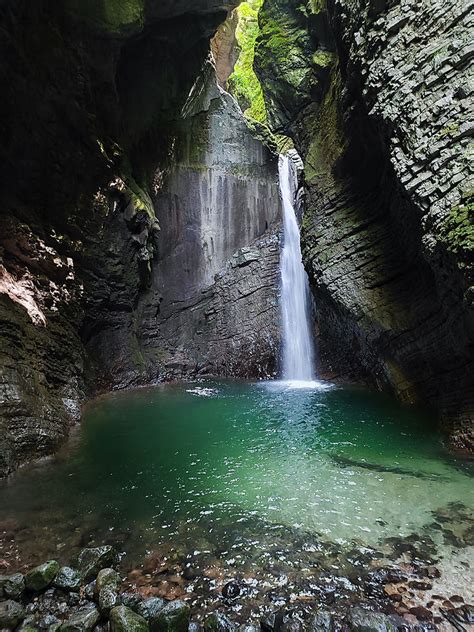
[[228, 0, 267, 124], [439, 192, 474, 259]]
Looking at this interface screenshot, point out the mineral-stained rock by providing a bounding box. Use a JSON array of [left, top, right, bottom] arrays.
[[25, 560, 59, 592]]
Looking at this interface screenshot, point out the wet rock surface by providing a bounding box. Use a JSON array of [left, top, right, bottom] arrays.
[[255, 0, 474, 450]]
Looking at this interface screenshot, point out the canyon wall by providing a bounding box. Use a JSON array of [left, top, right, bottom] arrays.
[[0, 0, 283, 475], [255, 0, 473, 450]]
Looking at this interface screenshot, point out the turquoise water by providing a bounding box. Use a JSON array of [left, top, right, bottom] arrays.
[[1, 380, 472, 612]]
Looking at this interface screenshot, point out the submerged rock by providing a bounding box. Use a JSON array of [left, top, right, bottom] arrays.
[[110, 605, 149, 632], [222, 581, 240, 600], [25, 560, 59, 592], [204, 613, 237, 632], [0, 599, 26, 629], [348, 608, 396, 632], [53, 567, 82, 592], [150, 600, 190, 632]]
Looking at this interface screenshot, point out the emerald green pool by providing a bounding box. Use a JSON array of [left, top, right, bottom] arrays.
[[1, 380, 472, 613]]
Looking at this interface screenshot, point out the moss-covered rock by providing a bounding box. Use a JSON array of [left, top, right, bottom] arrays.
[[25, 561, 59, 592], [110, 605, 149, 632], [150, 600, 190, 632]]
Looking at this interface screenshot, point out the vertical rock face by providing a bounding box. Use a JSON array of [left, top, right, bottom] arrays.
[[137, 65, 281, 379], [255, 0, 473, 450], [0, 1, 253, 475]]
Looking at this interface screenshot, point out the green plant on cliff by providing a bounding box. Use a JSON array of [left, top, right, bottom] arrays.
[[228, 0, 267, 124], [438, 192, 474, 260]]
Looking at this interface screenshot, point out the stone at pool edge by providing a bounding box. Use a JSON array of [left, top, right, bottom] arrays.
[[348, 608, 396, 632], [95, 567, 121, 595], [0, 599, 26, 629], [136, 597, 166, 620], [58, 603, 100, 631], [74, 545, 118, 582], [149, 600, 191, 632], [53, 567, 82, 592], [24, 560, 60, 592], [110, 605, 149, 632], [99, 585, 122, 615], [0, 572, 25, 599], [204, 613, 237, 632]]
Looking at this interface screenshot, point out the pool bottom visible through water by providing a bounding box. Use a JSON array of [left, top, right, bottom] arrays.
[[1, 380, 473, 620]]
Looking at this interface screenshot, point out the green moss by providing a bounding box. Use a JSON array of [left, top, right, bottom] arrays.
[[438, 193, 474, 258], [309, 0, 327, 13], [305, 65, 346, 184], [312, 50, 334, 68], [437, 122, 459, 138], [228, 0, 267, 124], [65, 0, 145, 35]]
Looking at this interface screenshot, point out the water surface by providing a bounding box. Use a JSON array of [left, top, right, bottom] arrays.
[[1, 380, 472, 616]]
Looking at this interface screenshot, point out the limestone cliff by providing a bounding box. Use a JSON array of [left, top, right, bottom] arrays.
[[85, 64, 281, 383], [1, 0, 282, 475], [255, 0, 473, 450]]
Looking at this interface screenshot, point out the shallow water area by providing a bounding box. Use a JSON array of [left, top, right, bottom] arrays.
[[1, 380, 473, 619]]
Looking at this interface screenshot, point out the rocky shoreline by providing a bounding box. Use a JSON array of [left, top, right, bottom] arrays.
[[1, 544, 473, 632]]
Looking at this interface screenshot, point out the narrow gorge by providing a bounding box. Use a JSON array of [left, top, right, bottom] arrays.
[[0, 1, 473, 631]]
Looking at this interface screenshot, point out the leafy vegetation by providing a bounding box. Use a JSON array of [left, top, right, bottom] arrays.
[[228, 0, 267, 124]]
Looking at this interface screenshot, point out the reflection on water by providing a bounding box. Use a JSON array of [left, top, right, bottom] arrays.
[[0, 380, 472, 616]]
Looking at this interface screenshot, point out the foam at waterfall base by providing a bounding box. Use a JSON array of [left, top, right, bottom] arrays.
[[261, 379, 335, 391]]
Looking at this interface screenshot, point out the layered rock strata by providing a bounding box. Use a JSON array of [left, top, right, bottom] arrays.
[[255, 0, 473, 450]]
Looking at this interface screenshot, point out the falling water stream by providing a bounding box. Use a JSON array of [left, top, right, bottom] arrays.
[[279, 154, 316, 382]]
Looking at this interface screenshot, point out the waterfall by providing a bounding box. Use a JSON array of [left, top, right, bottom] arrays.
[[279, 154, 316, 382]]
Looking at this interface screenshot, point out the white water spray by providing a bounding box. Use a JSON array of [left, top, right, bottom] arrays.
[[279, 154, 316, 382]]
